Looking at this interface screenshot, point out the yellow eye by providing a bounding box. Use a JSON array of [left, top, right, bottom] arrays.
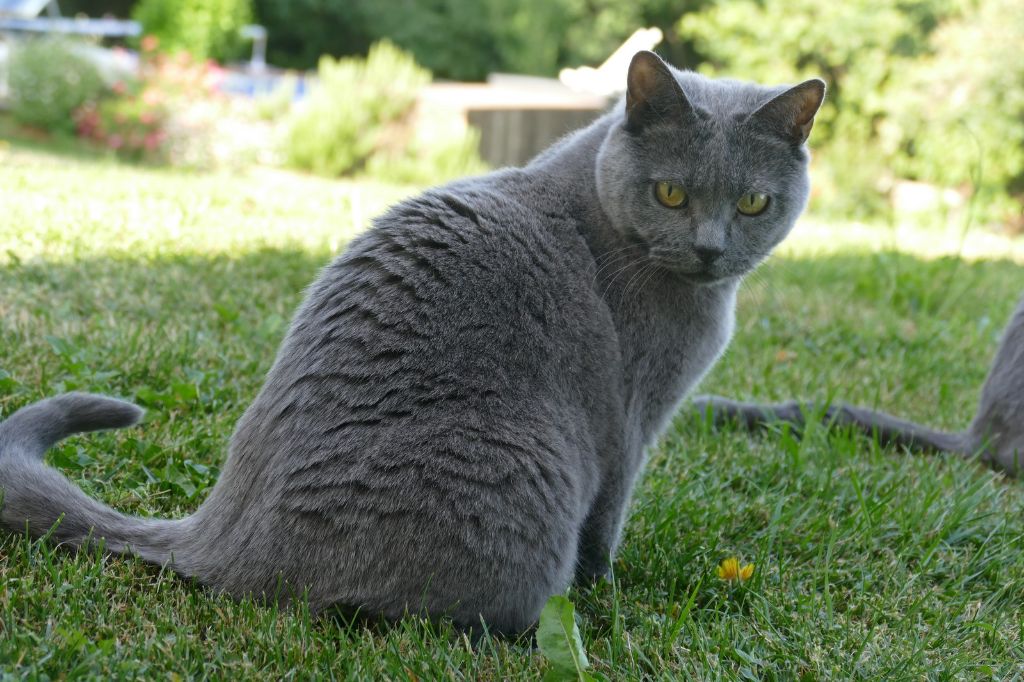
[[737, 192, 769, 216], [655, 181, 688, 208]]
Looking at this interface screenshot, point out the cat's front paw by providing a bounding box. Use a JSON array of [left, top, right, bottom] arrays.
[[574, 549, 612, 585]]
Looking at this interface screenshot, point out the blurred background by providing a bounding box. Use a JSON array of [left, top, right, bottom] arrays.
[[0, 0, 1022, 235]]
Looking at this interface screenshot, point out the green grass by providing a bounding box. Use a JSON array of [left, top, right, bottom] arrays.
[[2, 141, 1023, 680]]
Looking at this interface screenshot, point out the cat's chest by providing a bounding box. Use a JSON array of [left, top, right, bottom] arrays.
[[616, 280, 738, 440]]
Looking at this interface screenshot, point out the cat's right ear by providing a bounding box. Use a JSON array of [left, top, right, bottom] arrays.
[[625, 51, 695, 133], [748, 79, 826, 144]]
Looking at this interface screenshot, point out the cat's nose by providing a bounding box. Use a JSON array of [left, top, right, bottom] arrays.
[[694, 245, 724, 265]]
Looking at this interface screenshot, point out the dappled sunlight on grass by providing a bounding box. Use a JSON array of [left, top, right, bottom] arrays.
[[719, 252, 1024, 432], [0, 147, 417, 264], [7, 143, 1022, 271], [785, 217, 1024, 263]]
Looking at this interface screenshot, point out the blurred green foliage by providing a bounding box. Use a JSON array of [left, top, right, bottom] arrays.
[[132, 0, 253, 62], [252, 0, 706, 81], [282, 41, 484, 183], [250, 0, 370, 72], [24, 0, 1023, 224], [249, 0, 1021, 225], [363, 104, 487, 185], [283, 41, 429, 176], [59, 0, 137, 18], [8, 39, 106, 135], [680, 0, 1023, 225], [891, 0, 1024, 225]]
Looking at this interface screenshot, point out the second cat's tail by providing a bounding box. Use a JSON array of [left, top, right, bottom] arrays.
[[0, 393, 188, 564], [691, 395, 973, 455]]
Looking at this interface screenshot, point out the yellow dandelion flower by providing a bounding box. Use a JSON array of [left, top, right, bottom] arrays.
[[716, 557, 754, 582]]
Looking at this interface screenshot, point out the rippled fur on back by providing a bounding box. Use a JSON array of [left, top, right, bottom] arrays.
[[0, 52, 824, 633]]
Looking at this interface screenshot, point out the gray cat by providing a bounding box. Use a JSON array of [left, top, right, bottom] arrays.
[[0, 52, 824, 634], [692, 293, 1024, 475]]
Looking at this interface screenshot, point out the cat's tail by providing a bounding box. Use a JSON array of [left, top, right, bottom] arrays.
[[691, 395, 974, 455], [0, 392, 187, 564]]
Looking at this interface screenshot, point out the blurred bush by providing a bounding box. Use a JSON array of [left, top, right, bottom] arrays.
[[8, 39, 106, 134], [8, 1, 1018, 221], [891, 0, 1024, 229], [74, 44, 260, 168], [282, 41, 427, 176], [252, 73, 298, 121], [364, 101, 487, 185], [679, 0, 1023, 226], [282, 41, 484, 183], [133, 0, 253, 62], [247, 0, 1022, 226]]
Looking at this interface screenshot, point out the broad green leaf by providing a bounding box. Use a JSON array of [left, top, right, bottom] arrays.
[[537, 595, 593, 682], [135, 386, 169, 408], [171, 381, 199, 405], [0, 368, 21, 394]]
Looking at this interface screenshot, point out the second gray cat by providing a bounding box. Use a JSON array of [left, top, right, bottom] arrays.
[[693, 293, 1024, 475], [0, 52, 824, 634]]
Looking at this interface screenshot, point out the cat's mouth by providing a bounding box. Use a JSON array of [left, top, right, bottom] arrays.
[[649, 252, 742, 285], [676, 270, 745, 288], [680, 270, 722, 284]]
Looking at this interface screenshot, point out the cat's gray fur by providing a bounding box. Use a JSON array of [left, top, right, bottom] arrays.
[[0, 52, 824, 633], [693, 293, 1024, 475]]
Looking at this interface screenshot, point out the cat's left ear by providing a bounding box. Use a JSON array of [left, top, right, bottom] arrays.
[[748, 79, 826, 144], [625, 50, 696, 132]]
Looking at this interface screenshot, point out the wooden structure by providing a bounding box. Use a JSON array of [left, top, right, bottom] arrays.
[[418, 76, 610, 168], [416, 27, 664, 168]]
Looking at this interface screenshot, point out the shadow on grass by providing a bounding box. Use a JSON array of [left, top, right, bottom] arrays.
[[1, 245, 1021, 399]]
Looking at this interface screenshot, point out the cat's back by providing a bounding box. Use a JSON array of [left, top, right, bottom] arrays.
[[238, 170, 622, 488], [307, 173, 609, 377], [205, 172, 623, 618], [971, 294, 1024, 470]]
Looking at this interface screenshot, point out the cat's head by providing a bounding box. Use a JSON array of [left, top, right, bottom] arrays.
[[595, 51, 825, 283]]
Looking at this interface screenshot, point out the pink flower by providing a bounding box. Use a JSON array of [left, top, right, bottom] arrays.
[[107, 134, 123, 149], [143, 131, 163, 151], [141, 35, 159, 53]]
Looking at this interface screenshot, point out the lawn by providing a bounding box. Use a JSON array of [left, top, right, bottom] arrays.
[[1, 141, 1023, 679]]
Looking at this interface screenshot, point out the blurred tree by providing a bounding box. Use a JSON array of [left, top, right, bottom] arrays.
[[679, 0, 1023, 225], [678, 0, 961, 218], [556, 0, 709, 72], [59, 0, 137, 18], [132, 0, 253, 62], [358, 0, 508, 81], [251, 0, 373, 70], [251, 0, 711, 80], [891, 0, 1024, 226]]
